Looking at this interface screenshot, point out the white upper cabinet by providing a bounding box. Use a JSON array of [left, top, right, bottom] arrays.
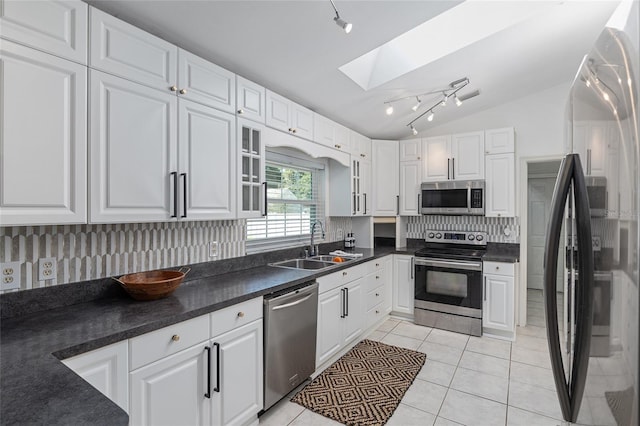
[[236, 76, 266, 123], [400, 138, 422, 162], [0, 40, 87, 225], [178, 99, 236, 220], [266, 89, 314, 140], [485, 153, 515, 217], [0, 0, 88, 64], [350, 131, 372, 160], [89, 7, 178, 92], [314, 114, 350, 152], [422, 135, 451, 181], [450, 131, 485, 180], [237, 118, 266, 219], [423, 132, 484, 181], [89, 70, 177, 223], [371, 140, 399, 216], [485, 127, 514, 154], [178, 49, 235, 113], [399, 161, 422, 216]]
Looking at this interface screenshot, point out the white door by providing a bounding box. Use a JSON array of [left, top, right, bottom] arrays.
[[393, 255, 414, 316], [400, 139, 422, 161], [351, 158, 361, 216], [399, 161, 422, 216], [371, 140, 399, 216], [451, 131, 484, 180], [178, 100, 235, 220], [316, 287, 343, 366], [90, 70, 177, 223], [0, 0, 88, 63], [237, 118, 265, 218], [485, 153, 515, 217], [422, 136, 450, 181], [177, 49, 235, 113], [129, 343, 210, 426], [483, 274, 514, 331], [289, 104, 314, 140], [0, 40, 87, 226], [212, 320, 263, 426], [334, 124, 350, 152], [343, 279, 364, 344], [236, 76, 265, 123], [265, 90, 290, 133], [527, 177, 556, 290]]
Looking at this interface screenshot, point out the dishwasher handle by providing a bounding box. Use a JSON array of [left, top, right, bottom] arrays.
[[265, 282, 318, 308], [271, 293, 314, 311]]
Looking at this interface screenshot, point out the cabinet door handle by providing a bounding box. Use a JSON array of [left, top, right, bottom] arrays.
[[447, 159, 450, 180], [213, 342, 220, 393], [417, 193, 421, 212], [587, 149, 591, 174], [262, 182, 268, 216], [179, 88, 187, 95], [170, 172, 178, 218], [237, 109, 244, 115], [410, 257, 414, 279], [396, 195, 400, 215], [181, 173, 187, 218], [204, 346, 211, 398], [484, 277, 487, 301], [352, 192, 356, 215], [170, 85, 178, 92], [340, 288, 346, 318], [334, 144, 341, 149], [452, 158, 455, 180], [345, 288, 349, 317], [363, 193, 367, 215]]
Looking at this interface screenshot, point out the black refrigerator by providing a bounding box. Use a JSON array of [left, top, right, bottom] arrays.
[[543, 4, 639, 425]]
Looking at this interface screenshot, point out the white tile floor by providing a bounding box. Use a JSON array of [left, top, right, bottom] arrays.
[[259, 316, 571, 426]]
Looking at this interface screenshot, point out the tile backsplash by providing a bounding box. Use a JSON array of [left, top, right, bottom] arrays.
[[0, 217, 351, 293], [406, 215, 520, 243]]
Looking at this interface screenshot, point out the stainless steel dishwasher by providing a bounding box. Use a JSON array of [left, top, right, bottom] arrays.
[[263, 281, 318, 411]]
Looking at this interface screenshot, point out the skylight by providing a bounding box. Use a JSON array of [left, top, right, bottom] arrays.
[[339, 0, 561, 90]]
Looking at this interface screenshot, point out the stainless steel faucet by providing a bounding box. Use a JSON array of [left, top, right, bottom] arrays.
[[309, 220, 325, 256]]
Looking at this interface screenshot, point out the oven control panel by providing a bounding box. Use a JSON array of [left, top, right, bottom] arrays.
[[424, 230, 487, 246]]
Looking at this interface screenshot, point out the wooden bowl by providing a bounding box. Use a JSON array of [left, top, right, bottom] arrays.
[[115, 267, 190, 301]]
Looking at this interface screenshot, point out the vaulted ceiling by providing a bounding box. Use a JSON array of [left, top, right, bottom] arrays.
[[86, 0, 620, 139]]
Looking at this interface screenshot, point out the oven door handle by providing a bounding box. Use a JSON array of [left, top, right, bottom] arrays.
[[414, 258, 482, 271]]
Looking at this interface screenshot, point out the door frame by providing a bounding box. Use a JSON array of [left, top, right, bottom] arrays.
[[518, 155, 563, 327]]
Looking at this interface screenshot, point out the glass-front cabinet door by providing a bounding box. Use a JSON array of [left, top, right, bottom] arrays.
[[237, 118, 265, 218]]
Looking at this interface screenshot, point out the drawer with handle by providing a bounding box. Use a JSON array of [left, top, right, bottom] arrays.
[[366, 285, 384, 310], [129, 314, 209, 370], [483, 261, 515, 277], [210, 297, 262, 337]]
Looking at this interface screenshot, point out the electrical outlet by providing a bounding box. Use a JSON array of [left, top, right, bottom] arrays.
[[38, 257, 57, 281], [209, 241, 218, 258], [336, 228, 344, 240], [1, 262, 21, 291]]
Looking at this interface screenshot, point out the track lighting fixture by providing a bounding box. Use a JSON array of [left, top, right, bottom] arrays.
[[401, 77, 480, 135], [411, 97, 422, 112], [410, 125, 418, 136], [385, 104, 394, 115], [329, 0, 352, 34]]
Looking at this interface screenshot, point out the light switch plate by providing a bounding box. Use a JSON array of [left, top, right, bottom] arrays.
[[1, 262, 21, 291]]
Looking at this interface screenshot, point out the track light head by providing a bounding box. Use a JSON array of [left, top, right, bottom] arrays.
[[334, 16, 352, 33], [440, 96, 447, 107], [411, 125, 418, 136], [427, 111, 434, 122], [411, 97, 422, 112], [385, 104, 394, 115]]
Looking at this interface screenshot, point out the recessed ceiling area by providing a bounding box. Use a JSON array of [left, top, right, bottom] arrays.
[[86, 0, 620, 140]]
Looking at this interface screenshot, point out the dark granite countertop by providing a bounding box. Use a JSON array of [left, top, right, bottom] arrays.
[[483, 243, 520, 263], [0, 246, 399, 426]]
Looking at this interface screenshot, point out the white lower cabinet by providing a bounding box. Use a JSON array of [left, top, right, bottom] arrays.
[[483, 261, 516, 339], [128, 298, 263, 426], [62, 341, 129, 413], [129, 343, 210, 426], [211, 320, 263, 426], [364, 258, 392, 328], [393, 255, 415, 316]]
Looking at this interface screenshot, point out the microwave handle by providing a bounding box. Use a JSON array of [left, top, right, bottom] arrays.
[[467, 187, 472, 213], [452, 158, 455, 180], [447, 159, 450, 180]]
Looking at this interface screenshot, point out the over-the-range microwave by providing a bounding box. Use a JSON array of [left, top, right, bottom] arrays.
[[420, 180, 485, 215]]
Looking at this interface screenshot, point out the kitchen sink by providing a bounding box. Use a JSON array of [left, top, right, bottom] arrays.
[[270, 258, 338, 270]]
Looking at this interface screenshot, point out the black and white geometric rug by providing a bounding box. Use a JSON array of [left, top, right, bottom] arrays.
[[291, 339, 426, 426]]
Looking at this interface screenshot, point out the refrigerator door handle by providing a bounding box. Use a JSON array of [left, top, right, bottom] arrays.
[[568, 153, 594, 422], [543, 154, 574, 421]]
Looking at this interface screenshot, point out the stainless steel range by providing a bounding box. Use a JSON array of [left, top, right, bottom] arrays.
[[414, 230, 487, 336]]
